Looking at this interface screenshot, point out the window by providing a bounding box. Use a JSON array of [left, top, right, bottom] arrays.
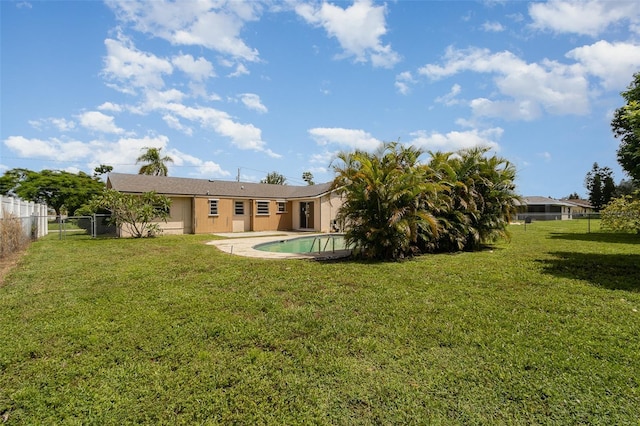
[[209, 199, 219, 216], [153, 204, 170, 217], [277, 201, 286, 213], [256, 200, 269, 215], [234, 200, 244, 215]]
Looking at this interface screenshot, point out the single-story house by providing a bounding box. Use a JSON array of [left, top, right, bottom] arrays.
[[559, 198, 595, 217], [106, 173, 343, 236], [516, 196, 578, 220]]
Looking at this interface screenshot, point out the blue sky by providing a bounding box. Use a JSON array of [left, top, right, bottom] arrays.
[[2, 0, 640, 197]]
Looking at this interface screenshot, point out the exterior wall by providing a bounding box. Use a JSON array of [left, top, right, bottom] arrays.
[[115, 191, 341, 235], [289, 193, 343, 232], [191, 197, 292, 233], [319, 192, 343, 232], [251, 200, 292, 231], [521, 204, 572, 220], [117, 195, 193, 237], [193, 197, 235, 233], [161, 196, 192, 235]]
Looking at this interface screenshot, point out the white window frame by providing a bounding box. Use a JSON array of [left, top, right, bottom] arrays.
[[208, 199, 219, 216], [234, 200, 245, 215], [276, 201, 287, 214], [256, 200, 270, 216]]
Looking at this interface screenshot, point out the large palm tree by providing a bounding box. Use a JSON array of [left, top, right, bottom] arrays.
[[421, 147, 519, 252], [136, 147, 173, 176], [331, 142, 438, 260]]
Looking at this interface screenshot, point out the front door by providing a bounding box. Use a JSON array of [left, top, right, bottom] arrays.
[[300, 202, 314, 229]]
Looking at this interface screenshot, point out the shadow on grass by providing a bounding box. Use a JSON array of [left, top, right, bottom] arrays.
[[538, 251, 640, 292], [548, 232, 639, 244]]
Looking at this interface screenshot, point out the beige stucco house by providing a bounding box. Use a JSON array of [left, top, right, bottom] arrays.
[[106, 173, 343, 236], [517, 196, 583, 220]]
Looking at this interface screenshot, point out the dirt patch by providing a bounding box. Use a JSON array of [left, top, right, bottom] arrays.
[[0, 249, 27, 287]]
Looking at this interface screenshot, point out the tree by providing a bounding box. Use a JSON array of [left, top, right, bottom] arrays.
[[425, 147, 519, 252], [93, 164, 113, 178], [566, 192, 581, 199], [88, 189, 172, 238], [616, 179, 639, 197], [0, 168, 104, 220], [260, 171, 286, 185], [585, 163, 616, 210], [600, 192, 640, 234], [331, 142, 440, 260], [302, 171, 315, 185], [136, 147, 173, 176], [611, 72, 640, 183]]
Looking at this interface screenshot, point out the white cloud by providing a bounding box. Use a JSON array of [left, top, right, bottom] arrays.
[[195, 160, 230, 177], [296, 0, 400, 68], [529, 0, 640, 36], [142, 88, 186, 111], [566, 40, 640, 90], [308, 127, 382, 151], [238, 93, 268, 113], [167, 150, 230, 177], [160, 103, 279, 157], [435, 84, 462, 106], [419, 46, 590, 118], [172, 54, 214, 81], [77, 111, 125, 134], [29, 117, 76, 132], [228, 63, 250, 77], [310, 150, 338, 166], [107, 0, 261, 61], [4, 136, 93, 160], [162, 114, 193, 136], [97, 102, 123, 113], [481, 21, 505, 32], [395, 71, 415, 95], [408, 127, 503, 152], [103, 36, 173, 92], [470, 98, 541, 121]]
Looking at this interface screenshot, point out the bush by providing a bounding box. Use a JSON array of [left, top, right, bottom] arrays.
[[600, 192, 640, 233], [0, 213, 30, 258]]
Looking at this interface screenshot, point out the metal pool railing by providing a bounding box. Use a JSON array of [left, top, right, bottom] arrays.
[[309, 234, 345, 253]]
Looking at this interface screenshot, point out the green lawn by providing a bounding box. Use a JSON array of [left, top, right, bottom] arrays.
[[1, 220, 638, 424]]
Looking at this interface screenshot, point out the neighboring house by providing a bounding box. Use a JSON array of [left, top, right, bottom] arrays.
[[106, 173, 343, 236], [516, 196, 578, 220], [559, 198, 595, 217]]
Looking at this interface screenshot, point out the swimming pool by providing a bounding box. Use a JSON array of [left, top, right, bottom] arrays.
[[254, 234, 351, 254]]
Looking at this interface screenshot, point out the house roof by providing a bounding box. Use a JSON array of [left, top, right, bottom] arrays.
[[560, 198, 593, 209], [520, 196, 576, 207], [106, 173, 334, 199]]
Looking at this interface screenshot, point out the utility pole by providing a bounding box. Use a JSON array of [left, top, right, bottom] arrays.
[[237, 168, 240, 182]]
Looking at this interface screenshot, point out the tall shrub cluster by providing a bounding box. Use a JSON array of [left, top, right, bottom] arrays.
[[600, 192, 640, 234], [332, 142, 519, 260]]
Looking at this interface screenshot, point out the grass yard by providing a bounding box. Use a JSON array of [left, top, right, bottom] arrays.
[[1, 220, 638, 424]]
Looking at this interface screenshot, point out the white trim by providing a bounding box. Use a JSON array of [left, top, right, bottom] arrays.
[[208, 198, 219, 216]]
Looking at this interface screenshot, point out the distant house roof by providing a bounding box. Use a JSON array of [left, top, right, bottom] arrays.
[[107, 173, 334, 199], [520, 196, 576, 207], [560, 198, 593, 209]]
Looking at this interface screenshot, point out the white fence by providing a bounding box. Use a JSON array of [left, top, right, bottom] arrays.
[[0, 195, 49, 239]]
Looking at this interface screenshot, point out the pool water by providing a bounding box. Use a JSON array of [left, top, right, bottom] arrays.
[[254, 234, 351, 254]]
